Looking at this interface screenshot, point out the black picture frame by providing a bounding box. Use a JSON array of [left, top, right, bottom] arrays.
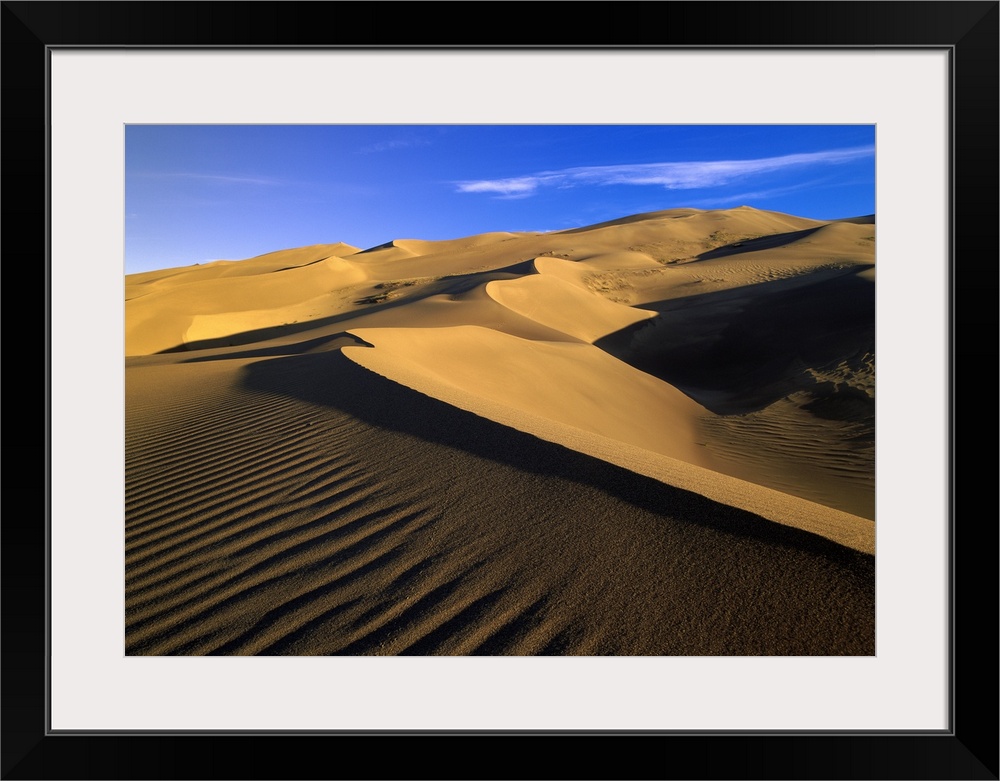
[[3, 2, 997, 779]]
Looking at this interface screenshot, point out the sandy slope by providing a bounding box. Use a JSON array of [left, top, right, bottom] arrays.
[[125, 207, 876, 655]]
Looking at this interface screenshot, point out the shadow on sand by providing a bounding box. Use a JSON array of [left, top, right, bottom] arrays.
[[596, 266, 876, 415], [238, 347, 874, 575]]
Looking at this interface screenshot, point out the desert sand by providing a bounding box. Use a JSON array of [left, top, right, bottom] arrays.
[[125, 206, 875, 655]]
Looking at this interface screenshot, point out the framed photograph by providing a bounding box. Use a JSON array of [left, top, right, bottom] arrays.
[[4, 2, 996, 778]]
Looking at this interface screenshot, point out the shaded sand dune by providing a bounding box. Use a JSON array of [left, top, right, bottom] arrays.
[[125, 206, 876, 655]]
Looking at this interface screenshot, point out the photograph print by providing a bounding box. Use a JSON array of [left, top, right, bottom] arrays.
[[124, 124, 876, 656]]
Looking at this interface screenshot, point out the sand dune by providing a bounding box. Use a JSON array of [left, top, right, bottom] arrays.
[[344, 325, 714, 468], [485, 273, 658, 342], [125, 206, 876, 655]]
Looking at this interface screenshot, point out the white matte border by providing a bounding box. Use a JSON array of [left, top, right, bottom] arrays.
[[49, 50, 949, 732]]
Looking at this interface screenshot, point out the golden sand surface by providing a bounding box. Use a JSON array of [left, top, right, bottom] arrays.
[[125, 207, 875, 655]]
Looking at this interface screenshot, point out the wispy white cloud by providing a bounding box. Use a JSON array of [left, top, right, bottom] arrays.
[[455, 175, 556, 199], [454, 146, 874, 197]]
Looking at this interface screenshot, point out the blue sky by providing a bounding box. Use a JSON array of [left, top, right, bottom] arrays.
[[125, 125, 875, 275]]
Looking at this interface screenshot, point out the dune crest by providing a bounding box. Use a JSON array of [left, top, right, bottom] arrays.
[[485, 274, 657, 343], [342, 327, 874, 555], [343, 325, 713, 466]]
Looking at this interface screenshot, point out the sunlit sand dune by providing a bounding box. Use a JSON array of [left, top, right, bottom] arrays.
[[485, 273, 657, 342], [125, 206, 876, 655], [343, 325, 713, 467]]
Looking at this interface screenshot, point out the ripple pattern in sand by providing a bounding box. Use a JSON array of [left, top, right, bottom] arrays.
[[700, 394, 875, 520], [125, 353, 875, 656]]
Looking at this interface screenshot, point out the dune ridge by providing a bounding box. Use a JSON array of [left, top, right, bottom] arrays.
[[343, 332, 873, 554], [125, 206, 876, 655]]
